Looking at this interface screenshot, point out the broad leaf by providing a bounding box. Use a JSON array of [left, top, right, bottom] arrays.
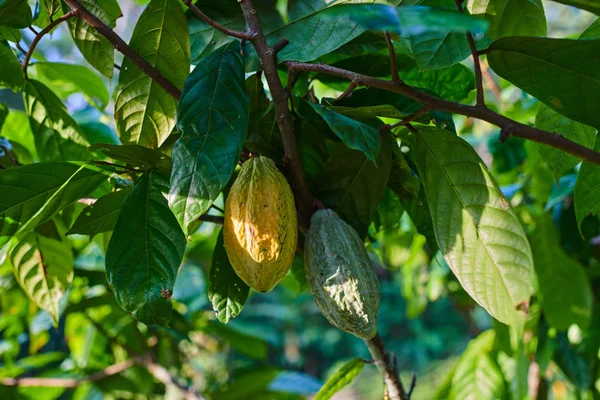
[[65, 0, 114, 78], [42, 0, 60, 17], [208, 230, 249, 324], [0, 162, 109, 249], [314, 359, 366, 400], [9, 223, 73, 325], [307, 101, 380, 163], [169, 41, 249, 234], [88, 144, 172, 174], [488, 37, 600, 128], [33, 62, 110, 109], [0, 43, 25, 92], [97, 0, 121, 26], [580, 17, 600, 39], [0, 26, 21, 42], [66, 190, 129, 236], [23, 80, 90, 162], [529, 213, 592, 330], [0, 0, 32, 28], [468, 0, 546, 40], [388, 145, 419, 202], [114, 0, 190, 148], [535, 105, 596, 180], [412, 127, 534, 327], [106, 170, 186, 326], [0, 110, 37, 161], [550, 0, 600, 15], [311, 133, 393, 237], [409, 31, 472, 71], [575, 137, 600, 231]]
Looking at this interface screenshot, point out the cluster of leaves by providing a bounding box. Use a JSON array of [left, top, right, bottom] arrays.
[[1, 0, 600, 398]]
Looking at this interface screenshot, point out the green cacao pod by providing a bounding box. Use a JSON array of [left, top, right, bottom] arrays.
[[223, 156, 297, 293], [305, 209, 380, 339]]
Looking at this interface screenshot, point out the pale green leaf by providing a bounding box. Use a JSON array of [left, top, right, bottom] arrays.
[[468, 0, 546, 40], [0, 43, 25, 92], [88, 143, 172, 174], [413, 127, 534, 327], [42, 0, 60, 17], [114, 0, 190, 148], [314, 359, 366, 400]]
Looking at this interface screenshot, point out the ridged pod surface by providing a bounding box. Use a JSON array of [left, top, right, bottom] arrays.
[[224, 156, 297, 293], [305, 209, 380, 339]]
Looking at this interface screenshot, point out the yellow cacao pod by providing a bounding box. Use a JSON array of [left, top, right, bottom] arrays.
[[305, 209, 380, 339], [223, 156, 298, 293]]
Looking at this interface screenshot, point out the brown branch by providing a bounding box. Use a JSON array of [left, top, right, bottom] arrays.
[[365, 334, 410, 400], [182, 0, 255, 40], [454, 0, 484, 107], [285, 61, 600, 166], [0, 357, 142, 388], [22, 11, 78, 79], [199, 214, 224, 224], [63, 0, 182, 100], [379, 108, 428, 132], [239, 0, 314, 230], [384, 32, 400, 83], [335, 82, 358, 103]]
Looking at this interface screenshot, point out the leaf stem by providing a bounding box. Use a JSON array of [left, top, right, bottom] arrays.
[[182, 0, 255, 40], [379, 108, 429, 132], [384, 32, 401, 83], [454, 0, 484, 107]]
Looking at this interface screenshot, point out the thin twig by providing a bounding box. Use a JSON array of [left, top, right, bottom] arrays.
[[63, 0, 182, 100], [379, 108, 428, 132], [28, 26, 39, 35], [182, 0, 255, 40], [335, 82, 357, 103], [454, 0, 484, 107], [384, 32, 400, 83], [198, 215, 224, 224], [285, 61, 600, 166], [15, 41, 28, 55], [22, 11, 77, 79]]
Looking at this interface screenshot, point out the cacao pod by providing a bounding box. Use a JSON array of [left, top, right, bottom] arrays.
[[305, 209, 380, 339], [223, 156, 297, 293]]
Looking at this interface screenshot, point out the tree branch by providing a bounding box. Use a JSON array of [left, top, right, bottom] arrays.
[[182, 0, 255, 40], [63, 0, 182, 100], [199, 214, 224, 224], [286, 61, 600, 166], [379, 108, 428, 133], [454, 0, 484, 107], [365, 334, 409, 400], [22, 11, 78, 79], [384, 32, 401, 83], [239, 0, 314, 230]]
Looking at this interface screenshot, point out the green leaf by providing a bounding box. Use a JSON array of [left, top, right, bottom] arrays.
[[0, 43, 25, 92], [208, 230, 249, 324], [412, 127, 534, 327], [0, 26, 21, 42], [550, 0, 600, 15], [203, 321, 268, 361], [311, 133, 393, 237], [554, 334, 592, 390], [106, 170, 186, 326], [306, 101, 380, 163], [488, 37, 600, 129], [388, 145, 419, 202], [97, 0, 122, 26], [468, 0, 546, 40], [0, 162, 109, 250], [0, 109, 37, 161], [79, 121, 119, 145], [575, 137, 600, 231], [535, 105, 596, 180], [409, 31, 472, 71], [314, 359, 366, 400], [33, 62, 110, 109], [88, 144, 172, 174], [42, 0, 60, 17], [324, 4, 489, 36], [114, 0, 190, 148], [9, 222, 73, 325], [65, 0, 114, 78], [23, 80, 91, 162], [580, 18, 600, 39], [66, 190, 129, 236], [529, 212, 593, 330], [169, 41, 249, 234], [0, 0, 32, 28]]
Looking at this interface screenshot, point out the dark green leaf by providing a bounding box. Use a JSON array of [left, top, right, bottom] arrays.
[[0, 0, 32, 28], [0, 162, 109, 250], [535, 105, 596, 180], [412, 127, 534, 327], [97, 0, 121, 26], [66, 190, 129, 236], [42, 0, 59, 17], [106, 170, 186, 326], [579, 18, 600, 39], [306, 101, 380, 163], [529, 213, 592, 330], [575, 137, 600, 231], [488, 37, 600, 128], [387, 146, 419, 202], [88, 143, 172, 174], [0, 43, 25, 92], [208, 230, 249, 324], [79, 122, 119, 145], [312, 133, 393, 237], [554, 334, 592, 390], [409, 31, 471, 71], [169, 41, 249, 234], [550, 0, 600, 15], [33, 62, 110, 109], [0, 26, 21, 42], [9, 222, 73, 325], [468, 0, 546, 40], [314, 359, 366, 400], [114, 0, 190, 148], [65, 0, 114, 78]]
